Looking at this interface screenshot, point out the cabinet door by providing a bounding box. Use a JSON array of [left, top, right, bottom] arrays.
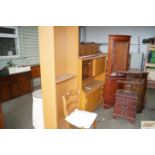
[[16, 73, 32, 96], [11, 83, 18, 98], [85, 87, 102, 111], [93, 57, 105, 76], [103, 80, 117, 108], [0, 80, 12, 102], [112, 41, 129, 72], [103, 79, 123, 108], [82, 60, 93, 81], [0, 103, 4, 128]]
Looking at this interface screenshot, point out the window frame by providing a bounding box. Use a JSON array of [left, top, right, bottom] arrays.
[[0, 26, 20, 59]]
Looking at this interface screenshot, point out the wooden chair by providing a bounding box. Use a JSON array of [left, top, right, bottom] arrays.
[[62, 90, 97, 129]]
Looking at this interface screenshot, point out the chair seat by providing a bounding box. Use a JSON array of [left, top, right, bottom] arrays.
[[65, 109, 97, 129]]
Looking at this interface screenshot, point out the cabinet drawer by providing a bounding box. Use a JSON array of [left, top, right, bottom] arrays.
[[114, 105, 136, 117], [115, 96, 137, 107], [115, 104, 136, 112]]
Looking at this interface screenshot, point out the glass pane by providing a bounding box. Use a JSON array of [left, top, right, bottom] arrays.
[[0, 38, 17, 56], [0, 27, 15, 34]]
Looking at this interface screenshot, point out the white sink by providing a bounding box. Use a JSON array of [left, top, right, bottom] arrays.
[[8, 66, 31, 74]]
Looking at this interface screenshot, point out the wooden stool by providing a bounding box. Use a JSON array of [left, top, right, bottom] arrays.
[[113, 90, 138, 124]]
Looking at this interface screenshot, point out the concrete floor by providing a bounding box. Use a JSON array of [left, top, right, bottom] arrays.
[[2, 93, 34, 129], [2, 88, 155, 129]]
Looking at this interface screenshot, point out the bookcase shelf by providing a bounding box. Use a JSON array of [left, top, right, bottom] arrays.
[[56, 73, 76, 84]]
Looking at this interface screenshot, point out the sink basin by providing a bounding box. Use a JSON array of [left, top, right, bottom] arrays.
[[8, 66, 31, 74]]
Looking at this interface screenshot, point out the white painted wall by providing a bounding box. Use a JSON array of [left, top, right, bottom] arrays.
[[84, 26, 155, 54]]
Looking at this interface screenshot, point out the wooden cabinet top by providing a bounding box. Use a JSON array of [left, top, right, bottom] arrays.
[[109, 35, 131, 41], [0, 71, 31, 80], [79, 54, 106, 61], [116, 70, 148, 77], [30, 64, 40, 67]]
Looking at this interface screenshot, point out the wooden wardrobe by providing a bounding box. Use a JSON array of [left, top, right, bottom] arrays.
[[103, 35, 131, 108]]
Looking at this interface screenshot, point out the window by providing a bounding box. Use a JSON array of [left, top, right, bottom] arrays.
[[0, 27, 19, 58]]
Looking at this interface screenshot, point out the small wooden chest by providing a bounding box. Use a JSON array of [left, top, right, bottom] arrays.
[[113, 90, 138, 123]]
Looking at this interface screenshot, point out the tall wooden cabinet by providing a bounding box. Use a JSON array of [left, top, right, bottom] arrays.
[[103, 35, 131, 108]]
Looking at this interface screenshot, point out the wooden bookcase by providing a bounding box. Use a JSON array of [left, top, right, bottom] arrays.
[[78, 54, 106, 112], [103, 35, 131, 108], [39, 26, 79, 128], [144, 44, 155, 89]]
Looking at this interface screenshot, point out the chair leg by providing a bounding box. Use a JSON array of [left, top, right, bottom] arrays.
[[93, 120, 97, 129]]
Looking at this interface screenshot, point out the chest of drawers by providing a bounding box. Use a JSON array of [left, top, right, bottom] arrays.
[[113, 91, 138, 123]]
